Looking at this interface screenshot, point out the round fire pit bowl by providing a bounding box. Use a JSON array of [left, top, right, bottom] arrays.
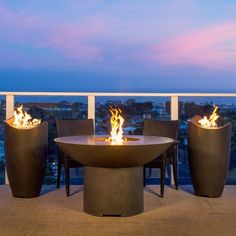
[[188, 116, 231, 198], [55, 135, 173, 217], [5, 117, 48, 198]]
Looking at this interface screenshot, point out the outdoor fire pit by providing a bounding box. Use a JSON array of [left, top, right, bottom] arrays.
[[4, 106, 48, 198], [55, 135, 173, 216], [188, 107, 231, 198]]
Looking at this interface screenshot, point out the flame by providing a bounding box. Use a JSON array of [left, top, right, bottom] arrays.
[[198, 106, 219, 128], [106, 107, 126, 145], [13, 105, 41, 129]]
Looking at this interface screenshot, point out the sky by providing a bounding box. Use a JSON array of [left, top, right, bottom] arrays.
[[0, 0, 236, 93]]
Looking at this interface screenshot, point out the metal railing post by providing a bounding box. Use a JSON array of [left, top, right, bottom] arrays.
[[88, 95, 96, 132], [170, 95, 179, 185], [6, 94, 14, 120], [171, 95, 179, 121], [5, 94, 15, 184]]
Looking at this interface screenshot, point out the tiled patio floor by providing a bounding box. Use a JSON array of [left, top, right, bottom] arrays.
[[0, 185, 236, 236]]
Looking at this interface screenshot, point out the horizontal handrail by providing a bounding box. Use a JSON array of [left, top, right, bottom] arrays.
[[1, 91, 236, 97]]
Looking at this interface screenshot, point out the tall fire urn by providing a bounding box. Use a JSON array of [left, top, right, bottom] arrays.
[[5, 117, 48, 198], [187, 116, 231, 197]]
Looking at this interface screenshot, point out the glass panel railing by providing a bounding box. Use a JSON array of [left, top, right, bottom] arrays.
[[95, 96, 171, 184], [1, 94, 235, 185], [14, 96, 88, 185], [95, 96, 170, 135], [0, 97, 5, 184], [179, 97, 236, 184]]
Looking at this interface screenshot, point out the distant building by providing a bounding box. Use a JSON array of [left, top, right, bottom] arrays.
[[106, 100, 122, 106], [142, 113, 152, 119]]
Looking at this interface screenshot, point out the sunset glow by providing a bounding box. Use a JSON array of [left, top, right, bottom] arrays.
[[1, 1, 236, 92]]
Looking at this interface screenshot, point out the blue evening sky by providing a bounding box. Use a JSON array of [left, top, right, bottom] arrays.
[[0, 0, 236, 92]]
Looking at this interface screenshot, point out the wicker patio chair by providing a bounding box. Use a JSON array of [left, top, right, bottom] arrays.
[[143, 119, 179, 197], [56, 119, 94, 196]]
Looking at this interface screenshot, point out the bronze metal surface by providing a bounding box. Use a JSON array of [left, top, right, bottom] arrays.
[[54, 135, 174, 168]]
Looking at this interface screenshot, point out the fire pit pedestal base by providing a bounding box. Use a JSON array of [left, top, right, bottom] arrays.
[[84, 166, 143, 217]]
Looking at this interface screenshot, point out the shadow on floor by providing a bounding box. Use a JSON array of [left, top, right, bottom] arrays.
[[144, 186, 161, 197], [40, 185, 57, 195], [178, 185, 195, 195]]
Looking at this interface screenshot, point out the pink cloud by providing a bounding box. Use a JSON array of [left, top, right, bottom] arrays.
[[0, 4, 105, 62], [147, 21, 236, 71], [2, 1, 236, 72]]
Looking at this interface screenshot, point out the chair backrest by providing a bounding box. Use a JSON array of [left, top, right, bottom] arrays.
[[56, 119, 94, 137], [143, 119, 179, 140]]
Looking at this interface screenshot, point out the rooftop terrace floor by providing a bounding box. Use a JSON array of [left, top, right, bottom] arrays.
[[0, 185, 236, 236]]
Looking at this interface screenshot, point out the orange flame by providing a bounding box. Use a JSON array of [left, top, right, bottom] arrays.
[[13, 105, 41, 129], [106, 107, 126, 145], [199, 106, 219, 128]]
